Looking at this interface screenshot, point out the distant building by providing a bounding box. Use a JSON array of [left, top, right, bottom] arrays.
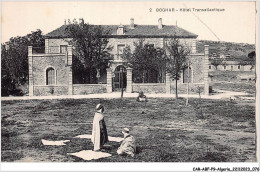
[[209, 57, 255, 72]]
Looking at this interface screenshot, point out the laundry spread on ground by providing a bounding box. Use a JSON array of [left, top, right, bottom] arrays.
[[68, 150, 112, 160], [41, 139, 70, 146], [108, 136, 123, 142], [75, 134, 123, 142], [41, 134, 123, 160]]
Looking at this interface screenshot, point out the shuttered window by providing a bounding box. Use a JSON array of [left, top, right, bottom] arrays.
[[60, 45, 67, 54], [117, 45, 125, 60], [46, 68, 55, 85]]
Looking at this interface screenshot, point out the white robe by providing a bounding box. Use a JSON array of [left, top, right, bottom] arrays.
[[91, 112, 108, 151]]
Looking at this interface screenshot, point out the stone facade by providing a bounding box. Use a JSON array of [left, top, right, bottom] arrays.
[[132, 83, 166, 94], [34, 86, 68, 96], [30, 53, 71, 96], [73, 84, 107, 95], [209, 64, 255, 71], [29, 42, 209, 96], [29, 18, 209, 96], [170, 83, 205, 94], [209, 60, 255, 72]]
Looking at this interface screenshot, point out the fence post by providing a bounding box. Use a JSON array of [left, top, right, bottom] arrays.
[[28, 46, 34, 96], [126, 67, 133, 93], [67, 45, 73, 95], [204, 45, 209, 95], [192, 39, 197, 54], [106, 68, 112, 93], [45, 39, 49, 54]]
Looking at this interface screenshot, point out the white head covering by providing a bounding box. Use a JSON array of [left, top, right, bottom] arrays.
[[96, 104, 104, 112], [122, 128, 130, 134]]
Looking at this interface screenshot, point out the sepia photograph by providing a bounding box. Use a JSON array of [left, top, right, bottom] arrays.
[[1, 1, 258, 171]]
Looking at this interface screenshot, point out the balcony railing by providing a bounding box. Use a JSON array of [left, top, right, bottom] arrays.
[[32, 47, 45, 54], [32, 46, 67, 54], [114, 54, 123, 60]]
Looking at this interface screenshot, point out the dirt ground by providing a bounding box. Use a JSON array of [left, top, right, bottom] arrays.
[[1, 95, 256, 162]]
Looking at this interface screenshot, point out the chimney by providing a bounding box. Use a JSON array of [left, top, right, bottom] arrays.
[[64, 19, 67, 25], [158, 18, 162, 29], [79, 18, 84, 27], [130, 18, 134, 29]]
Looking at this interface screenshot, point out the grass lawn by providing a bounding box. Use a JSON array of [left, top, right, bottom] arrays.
[[1, 96, 256, 162], [212, 82, 256, 95], [209, 71, 256, 95]]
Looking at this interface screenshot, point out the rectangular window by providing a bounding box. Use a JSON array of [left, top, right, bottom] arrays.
[[209, 65, 211, 69], [117, 45, 125, 60], [238, 65, 240, 69], [60, 45, 68, 54], [145, 44, 155, 49]]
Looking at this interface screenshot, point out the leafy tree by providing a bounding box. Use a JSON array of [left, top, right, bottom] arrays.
[[65, 24, 113, 84], [122, 39, 167, 83], [165, 38, 191, 99], [1, 29, 44, 96], [210, 57, 223, 70]]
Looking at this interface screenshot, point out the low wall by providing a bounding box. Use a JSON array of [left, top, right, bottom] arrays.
[[170, 83, 205, 94], [132, 83, 166, 93], [33, 85, 68, 96], [73, 84, 107, 95]]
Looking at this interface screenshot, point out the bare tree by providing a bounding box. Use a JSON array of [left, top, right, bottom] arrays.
[[165, 38, 191, 99]]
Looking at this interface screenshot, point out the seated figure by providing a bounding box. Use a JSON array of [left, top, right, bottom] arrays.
[[117, 128, 136, 157], [136, 91, 147, 102]]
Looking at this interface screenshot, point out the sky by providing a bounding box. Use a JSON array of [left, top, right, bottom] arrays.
[[1, 1, 257, 44]]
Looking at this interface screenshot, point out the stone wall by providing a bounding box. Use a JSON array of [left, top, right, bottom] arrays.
[[170, 83, 204, 94], [243, 65, 255, 71], [132, 83, 166, 93], [73, 84, 107, 95], [187, 54, 204, 83], [32, 54, 69, 86], [46, 38, 72, 54], [33, 85, 68, 96]]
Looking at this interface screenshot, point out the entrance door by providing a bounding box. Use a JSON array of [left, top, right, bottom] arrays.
[[113, 65, 127, 91]]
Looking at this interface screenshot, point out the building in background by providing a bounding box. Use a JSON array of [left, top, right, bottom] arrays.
[[28, 18, 210, 96]]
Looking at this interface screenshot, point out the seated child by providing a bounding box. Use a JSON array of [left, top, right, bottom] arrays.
[[117, 128, 136, 157], [136, 91, 147, 102]]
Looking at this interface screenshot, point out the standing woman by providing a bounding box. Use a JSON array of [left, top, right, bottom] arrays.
[[91, 104, 109, 151]]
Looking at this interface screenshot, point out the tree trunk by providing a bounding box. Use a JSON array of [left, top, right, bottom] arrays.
[[85, 68, 91, 84], [175, 76, 178, 99], [142, 70, 145, 83]]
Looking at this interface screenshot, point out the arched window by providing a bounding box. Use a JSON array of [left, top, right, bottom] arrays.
[[46, 67, 55, 85]]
